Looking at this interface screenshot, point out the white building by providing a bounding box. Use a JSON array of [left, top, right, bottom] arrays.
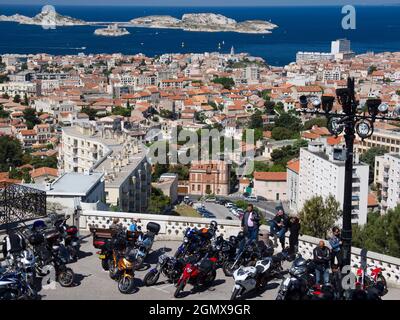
[[296, 52, 334, 63], [374, 153, 400, 213], [59, 121, 151, 213], [331, 39, 351, 54], [296, 141, 369, 225]]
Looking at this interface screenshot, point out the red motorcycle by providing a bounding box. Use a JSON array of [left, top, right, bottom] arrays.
[[355, 264, 387, 295], [174, 256, 218, 298]]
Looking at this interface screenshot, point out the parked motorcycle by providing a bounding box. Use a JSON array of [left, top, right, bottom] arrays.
[[143, 254, 185, 286], [112, 247, 138, 294], [355, 263, 388, 296], [230, 252, 286, 300], [174, 255, 218, 298], [223, 239, 261, 276], [276, 255, 315, 300]]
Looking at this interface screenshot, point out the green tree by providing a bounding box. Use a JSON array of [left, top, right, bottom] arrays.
[[249, 110, 263, 129], [0, 136, 23, 171], [23, 108, 40, 129], [304, 117, 328, 130], [111, 106, 131, 117], [274, 112, 303, 133], [299, 195, 342, 239], [13, 94, 21, 103], [81, 107, 98, 120], [148, 187, 171, 214], [353, 207, 400, 258], [360, 147, 388, 183], [271, 127, 293, 140], [211, 77, 235, 90], [0, 106, 10, 118]]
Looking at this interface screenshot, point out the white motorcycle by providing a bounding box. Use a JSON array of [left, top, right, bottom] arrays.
[[231, 254, 284, 300]]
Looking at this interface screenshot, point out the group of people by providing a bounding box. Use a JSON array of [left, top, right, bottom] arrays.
[[240, 204, 301, 256], [240, 203, 344, 286]]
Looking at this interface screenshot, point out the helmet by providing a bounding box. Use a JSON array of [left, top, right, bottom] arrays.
[[209, 220, 218, 230], [237, 231, 244, 239], [229, 235, 237, 243], [289, 257, 308, 276], [32, 220, 46, 231]]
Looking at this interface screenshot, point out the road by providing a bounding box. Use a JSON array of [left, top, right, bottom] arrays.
[[41, 235, 400, 300]]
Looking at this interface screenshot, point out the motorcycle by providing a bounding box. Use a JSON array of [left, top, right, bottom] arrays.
[[355, 263, 388, 296], [112, 247, 139, 294], [174, 255, 218, 298], [0, 252, 38, 300], [223, 239, 261, 277], [143, 253, 185, 286], [276, 255, 316, 300], [132, 222, 160, 268], [230, 252, 286, 300]]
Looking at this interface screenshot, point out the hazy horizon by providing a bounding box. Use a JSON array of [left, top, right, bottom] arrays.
[[0, 1, 399, 7]]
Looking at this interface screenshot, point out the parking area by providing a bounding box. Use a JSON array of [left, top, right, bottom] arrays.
[[41, 235, 400, 300]]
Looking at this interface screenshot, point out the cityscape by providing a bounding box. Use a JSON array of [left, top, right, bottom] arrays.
[[0, 2, 400, 305]]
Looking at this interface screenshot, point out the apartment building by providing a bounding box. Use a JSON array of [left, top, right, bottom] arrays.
[[287, 159, 300, 213], [374, 153, 400, 213], [357, 124, 400, 155], [59, 121, 151, 213], [189, 160, 231, 196], [296, 141, 369, 225], [253, 171, 287, 201]]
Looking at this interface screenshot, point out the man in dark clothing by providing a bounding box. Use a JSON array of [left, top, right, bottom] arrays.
[[2, 230, 26, 258], [288, 216, 300, 256], [241, 204, 260, 242], [270, 208, 289, 250], [313, 240, 331, 285]]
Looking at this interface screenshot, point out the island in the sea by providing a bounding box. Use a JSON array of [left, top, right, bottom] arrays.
[[0, 6, 88, 26], [128, 13, 278, 34], [94, 24, 130, 37]]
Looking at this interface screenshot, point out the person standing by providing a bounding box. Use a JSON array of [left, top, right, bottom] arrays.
[[288, 216, 300, 256], [329, 227, 342, 269], [241, 204, 260, 242], [313, 240, 331, 285]]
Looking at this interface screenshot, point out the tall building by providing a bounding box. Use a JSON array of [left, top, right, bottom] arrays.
[[59, 120, 151, 213], [296, 52, 334, 63], [374, 153, 400, 213], [189, 160, 231, 196], [331, 39, 351, 54], [357, 124, 400, 155], [296, 141, 369, 225]]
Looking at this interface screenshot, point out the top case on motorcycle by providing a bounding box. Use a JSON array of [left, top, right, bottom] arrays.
[[44, 230, 60, 242], [146, 222, 161, 235], [199, 259, 214, 273]]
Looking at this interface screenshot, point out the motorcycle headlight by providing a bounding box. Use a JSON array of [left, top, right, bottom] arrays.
[[158, 255, 167, 264], [184, 237, 189, 243], [186, 267, 192, 273]]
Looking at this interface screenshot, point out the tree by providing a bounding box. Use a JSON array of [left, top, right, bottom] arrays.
[[81, 107, 98, 120], [211, 77, 235, 90], [23, 108, 40, 129], [360, 147, 388, 183], [111, 106, 130, 117], [304, 117, 328, 130], [274, 112, 303, 133], [13, 94, 21, 103], [353, 206, 400, 258], [249, 110, 263, 129], [0, 136, 23, 171], [368, 65, 377, 75], [148, 187, 171, 214], [299, 195, 342, 239], [271, 127, 293, 140], [0, 106, 10, 118]]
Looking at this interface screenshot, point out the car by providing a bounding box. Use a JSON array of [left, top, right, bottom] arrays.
[[217, 199, 227, 205], [225, 216, 233, 220], [244, 195, 258, 202], [225, 202, 234, 208], [205, 197, 217, 202]]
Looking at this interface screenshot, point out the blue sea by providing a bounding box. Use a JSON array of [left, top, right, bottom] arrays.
[[0, 5, 400, 66]]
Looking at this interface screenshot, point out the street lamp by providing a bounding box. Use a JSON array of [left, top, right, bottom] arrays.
[[298, 77, 400, 268]]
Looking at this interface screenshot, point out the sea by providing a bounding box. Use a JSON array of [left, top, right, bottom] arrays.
[[0, 5, 400, 66]]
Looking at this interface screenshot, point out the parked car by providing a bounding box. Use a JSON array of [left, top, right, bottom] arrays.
[[205, 197, 217, 202], [225, 202, 234, 208], [244, 195, 258, 202]]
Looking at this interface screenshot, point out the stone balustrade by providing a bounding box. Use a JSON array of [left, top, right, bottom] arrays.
[[80, 210, 400, 287]]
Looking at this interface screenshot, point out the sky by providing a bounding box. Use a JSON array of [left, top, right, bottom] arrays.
[[0, 0, 399, 6]]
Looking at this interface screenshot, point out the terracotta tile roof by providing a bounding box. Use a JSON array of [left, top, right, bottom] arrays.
[[287, 159, 300, 174], [327, 136, 342, 145], [368, 193, 379, 207], [253, 171, 287, 182], [29, 167, 58, 179]]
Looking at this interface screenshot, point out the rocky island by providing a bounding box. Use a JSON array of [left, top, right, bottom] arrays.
[[94, 24, 130, 37], [129, 13, 278, 34], [0, 6, 88, 26]]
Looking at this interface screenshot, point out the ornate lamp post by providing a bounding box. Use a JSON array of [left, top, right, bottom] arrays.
[[298, 77, 400, 267]]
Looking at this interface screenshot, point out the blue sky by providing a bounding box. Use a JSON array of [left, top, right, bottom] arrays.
[[0, 0, 398, 6]]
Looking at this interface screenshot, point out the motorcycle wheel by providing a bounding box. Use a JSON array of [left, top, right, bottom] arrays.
[[205, 270, 217, 285], [109, 263, 119, 280], [230, 287, 242, 301], [143, 271, 160, 286], [174, 281, 185, 298], [223, 261, 238, 277], [275, 292, 285, 300], [101, 258, 110, 271], [58, 268, 74, 287], [377, 275, 388, 296], [118, 276, 135, 294]]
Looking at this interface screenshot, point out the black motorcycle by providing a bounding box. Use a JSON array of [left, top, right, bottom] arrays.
[[276, 255, 316, 300], [223, 239, 261, 276], [143, 253, 185, 286]]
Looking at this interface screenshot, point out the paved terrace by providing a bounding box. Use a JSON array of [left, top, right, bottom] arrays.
[[41, 237, 400, 300]]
